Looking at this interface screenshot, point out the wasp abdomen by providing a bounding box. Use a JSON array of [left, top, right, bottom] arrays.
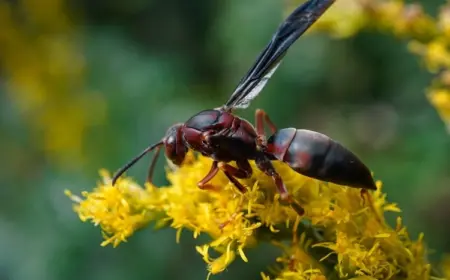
[[266, 128, 297, 160], [267, 129, 376, 190]]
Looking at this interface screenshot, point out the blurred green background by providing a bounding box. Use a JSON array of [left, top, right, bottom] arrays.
[[0, 0, 449, 279]]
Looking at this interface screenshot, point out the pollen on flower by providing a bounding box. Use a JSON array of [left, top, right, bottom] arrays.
[[67, 150, 434, 279]]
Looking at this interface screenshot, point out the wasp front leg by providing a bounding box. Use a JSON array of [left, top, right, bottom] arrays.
[[197, 160, 253, 193], [197, 161, 220, 191]]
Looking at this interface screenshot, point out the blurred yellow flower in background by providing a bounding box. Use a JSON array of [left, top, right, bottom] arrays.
[[0, 0, 106, 165], [298, 0, 450, 132], [427, 87, 450, 133]]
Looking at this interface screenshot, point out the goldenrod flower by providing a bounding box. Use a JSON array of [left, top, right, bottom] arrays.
[[0, 0, 106, 164], [65, 170, 158, 247], [427, 88, 450, 132], [67, 152, 434, 279], [293, 0, 368, 38], [409, 40, 450, 73]]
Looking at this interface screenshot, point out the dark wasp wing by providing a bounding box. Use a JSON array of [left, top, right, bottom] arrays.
[[223, 0, 335, 110]]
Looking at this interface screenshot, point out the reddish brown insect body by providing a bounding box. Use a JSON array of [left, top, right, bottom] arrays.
[[181, 110, 258, 162], [157, 109, 281, 195], [111, 0, 376, 215]]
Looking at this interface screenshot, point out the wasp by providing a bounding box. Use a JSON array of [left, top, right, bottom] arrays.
[[112, 0, 376, 215]]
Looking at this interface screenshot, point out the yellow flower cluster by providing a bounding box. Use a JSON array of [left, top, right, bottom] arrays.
[[294, 0, 450, 131], [67, 152, 434, 279], [441, 256, 450, 280], [0, 0, 106, 164]]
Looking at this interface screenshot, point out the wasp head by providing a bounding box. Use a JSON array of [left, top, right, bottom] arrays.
[[163, 123, 187, 166]]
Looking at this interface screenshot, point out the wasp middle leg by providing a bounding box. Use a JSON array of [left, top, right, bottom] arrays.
[[197, 160, 253, 193], [216, 161, 252, 229], [218, 160, 253, 193]]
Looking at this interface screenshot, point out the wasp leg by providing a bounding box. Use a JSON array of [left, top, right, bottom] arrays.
[[360, 189, 383, 224], [216, 161, 252, 229], [256, 109, 278, 134], [197, 161, 220, 191], [221, 168, 248, 193], [146, 145, 162, 185], [255, 109, 278, 147], [255, 154, 304, 215], [218, 171, 248, 229], [218, 160, 253, 179], [360, 189, 368, 206]]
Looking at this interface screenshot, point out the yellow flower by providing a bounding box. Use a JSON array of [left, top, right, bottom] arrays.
[[0, 0, 106, 165], [409, 40, 450, 73], [438, 5, 450, 38], [441, 255, 450, 279], [306, 0, 369, 38], [67, 152, 433, 279], [196, 244, 236, 276], [65, 170, 157, 247], [427, 88, 450, 131], [268, 227, 327, 280], [376, 2, 436, 38]]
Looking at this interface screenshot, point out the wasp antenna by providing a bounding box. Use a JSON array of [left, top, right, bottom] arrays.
[[146, 145, 162, 185], [112, 141, 164, 186]]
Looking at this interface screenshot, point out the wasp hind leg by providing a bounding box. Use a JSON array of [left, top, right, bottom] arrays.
[[255, 154, 304, 216], [255, 109, 278, 148], [360, 189, 383, 224], [255, 109, 278, 134]]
